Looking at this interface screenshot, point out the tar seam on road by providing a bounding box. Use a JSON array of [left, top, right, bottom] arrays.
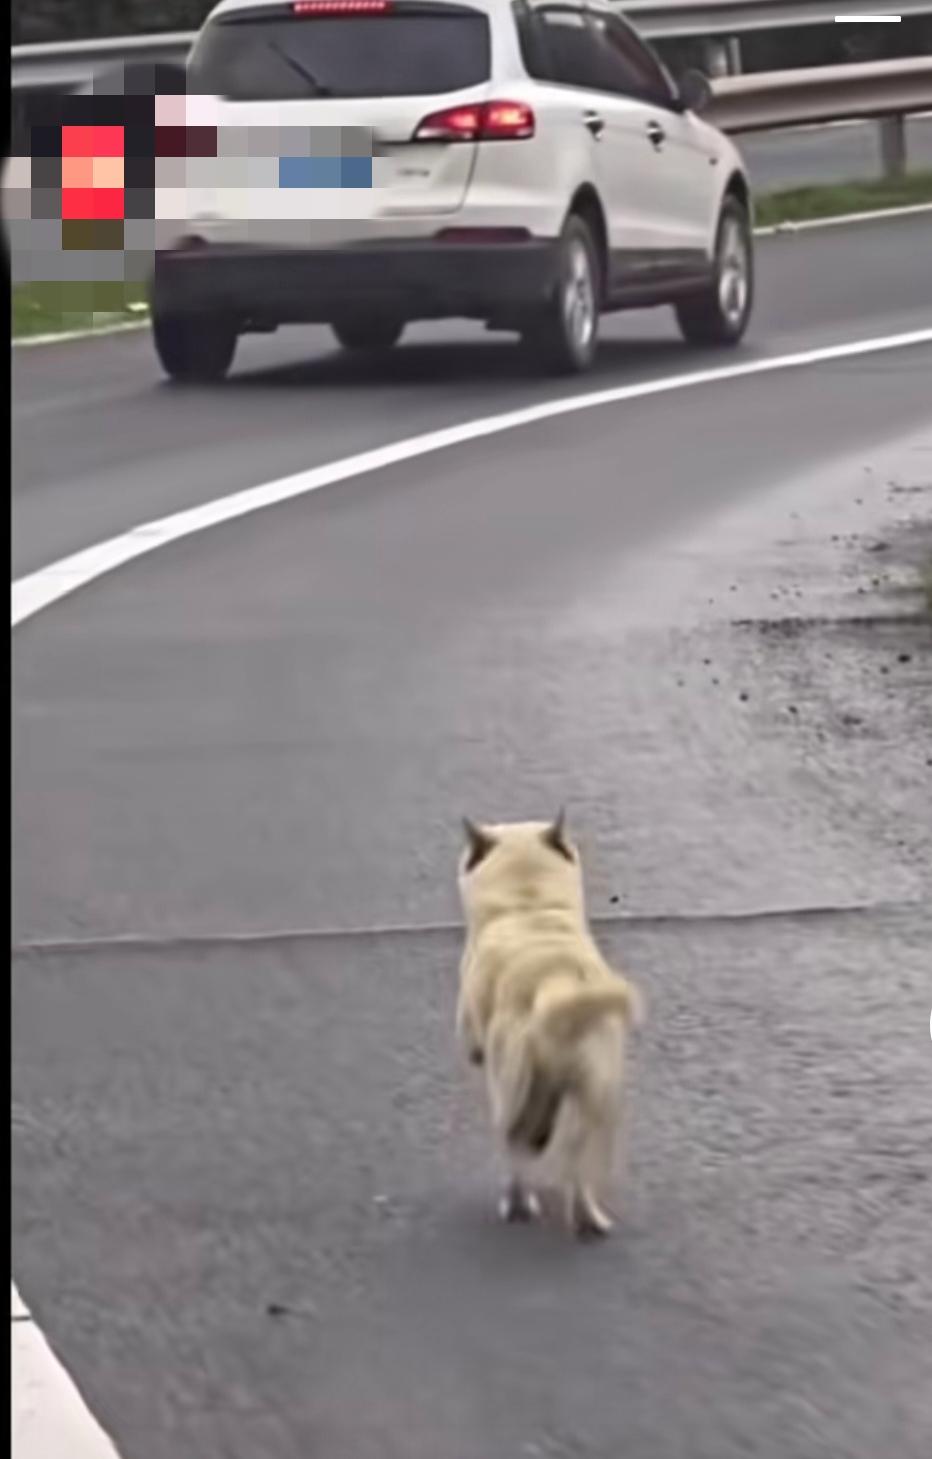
[[11, 897, 927, 960]]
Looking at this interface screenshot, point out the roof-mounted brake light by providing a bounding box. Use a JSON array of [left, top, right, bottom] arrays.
[[292, 1, 393, 15]]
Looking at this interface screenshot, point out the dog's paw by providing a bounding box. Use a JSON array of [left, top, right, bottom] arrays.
[[499, 1186, 541, 1224], [570, 1193, 614, 1241]]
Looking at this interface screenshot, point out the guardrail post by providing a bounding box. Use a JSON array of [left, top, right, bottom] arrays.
[[726, 37, 743, 76], [704, 40, 728, 78], [878, 115, 907, 178], [704, 37, 742, 77]]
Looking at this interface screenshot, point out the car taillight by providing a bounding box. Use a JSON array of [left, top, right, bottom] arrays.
[[292, 0, 392, 14], [414, 101, 535, 143], [155, 126, 217, 158], [482, 101, 536, 140]]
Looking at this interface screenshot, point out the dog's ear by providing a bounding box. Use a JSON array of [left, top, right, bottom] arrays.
[[542, 808, 574, 862], [462, 818, 497, 873]]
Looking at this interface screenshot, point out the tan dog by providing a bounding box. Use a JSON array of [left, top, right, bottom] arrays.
[[456, 813, 644, 1239]]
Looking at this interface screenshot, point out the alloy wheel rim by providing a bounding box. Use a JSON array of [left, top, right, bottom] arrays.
[[718, 218, 749, 326], [563, 237, 595, 352]]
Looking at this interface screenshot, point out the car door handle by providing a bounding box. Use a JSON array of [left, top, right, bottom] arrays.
[[646, 120, 666, 149], [583, 111, 605, 140]]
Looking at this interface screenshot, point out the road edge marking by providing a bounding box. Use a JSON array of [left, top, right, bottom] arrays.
[[12, 318, 150, 348], [11, 327, 932, 628], [755, 201, 932, 236], [11, 1284, 123, 1459]]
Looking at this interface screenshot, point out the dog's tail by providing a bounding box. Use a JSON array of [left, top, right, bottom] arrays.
[[534, 981, 642, 1048], [504, 979, 642, 1156]]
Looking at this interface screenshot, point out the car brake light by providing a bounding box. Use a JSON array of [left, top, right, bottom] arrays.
[[414, 101, 535, 143], [482, 102, 536, 139], [292, 0, 392, 14]]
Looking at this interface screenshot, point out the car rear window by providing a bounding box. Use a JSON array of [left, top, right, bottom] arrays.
[[188, 3, 491, 101]]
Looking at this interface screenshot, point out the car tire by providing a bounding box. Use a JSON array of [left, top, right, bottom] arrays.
[[332, 317, 405, 353], [676, 196, 753, 347], [151, 310, 238, 383], [521, 214, 600, 375]]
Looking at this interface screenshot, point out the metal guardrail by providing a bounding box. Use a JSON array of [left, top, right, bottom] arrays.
[[12, 1, 932, 91], [706, 54, 932, 130], [625, 0, 932, 37], [11, 32, 195, 93]]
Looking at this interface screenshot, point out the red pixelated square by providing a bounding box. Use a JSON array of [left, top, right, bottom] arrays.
[[61, 125, 125, 158], [61, 187, 125, 221]]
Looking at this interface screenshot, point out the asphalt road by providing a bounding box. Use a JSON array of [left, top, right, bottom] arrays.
[[11, 215, 932, 1459], [11, 214, 932, 580]]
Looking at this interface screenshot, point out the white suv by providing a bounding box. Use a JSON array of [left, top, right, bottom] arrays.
[[151, 0, 753, 381]]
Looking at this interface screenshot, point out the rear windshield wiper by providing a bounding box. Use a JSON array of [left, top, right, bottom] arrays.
[[265, 38, 333, 97]]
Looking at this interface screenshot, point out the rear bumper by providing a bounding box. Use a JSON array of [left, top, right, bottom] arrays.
[[151, 238, 560, 326]]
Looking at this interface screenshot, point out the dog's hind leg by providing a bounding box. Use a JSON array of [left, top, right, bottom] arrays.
[[499, 1164, 541, 1223], [456, 991, 484, 1067], [563, 1107, 616, 1240]]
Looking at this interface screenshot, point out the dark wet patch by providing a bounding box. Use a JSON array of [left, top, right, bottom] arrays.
[[732, 613, 930, 636]]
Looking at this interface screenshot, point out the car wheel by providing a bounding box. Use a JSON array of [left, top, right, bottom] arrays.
[[676, 197, 753, 347], [522, 214, 600, 375], [151, 310, 238, 383], [332, 318, 405, 353]]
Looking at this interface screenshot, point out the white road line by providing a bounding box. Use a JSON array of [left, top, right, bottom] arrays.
[[11, 327, 932, 629], [11, 1285, 122, 1459], [12, 319, 150, 348], [755, 202, 932, 235], [10, 324, 932, 1455]]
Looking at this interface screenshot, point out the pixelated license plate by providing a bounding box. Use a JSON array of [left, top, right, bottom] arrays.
[[277, 128, 374, 190], [277, 157, 373, 189]]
